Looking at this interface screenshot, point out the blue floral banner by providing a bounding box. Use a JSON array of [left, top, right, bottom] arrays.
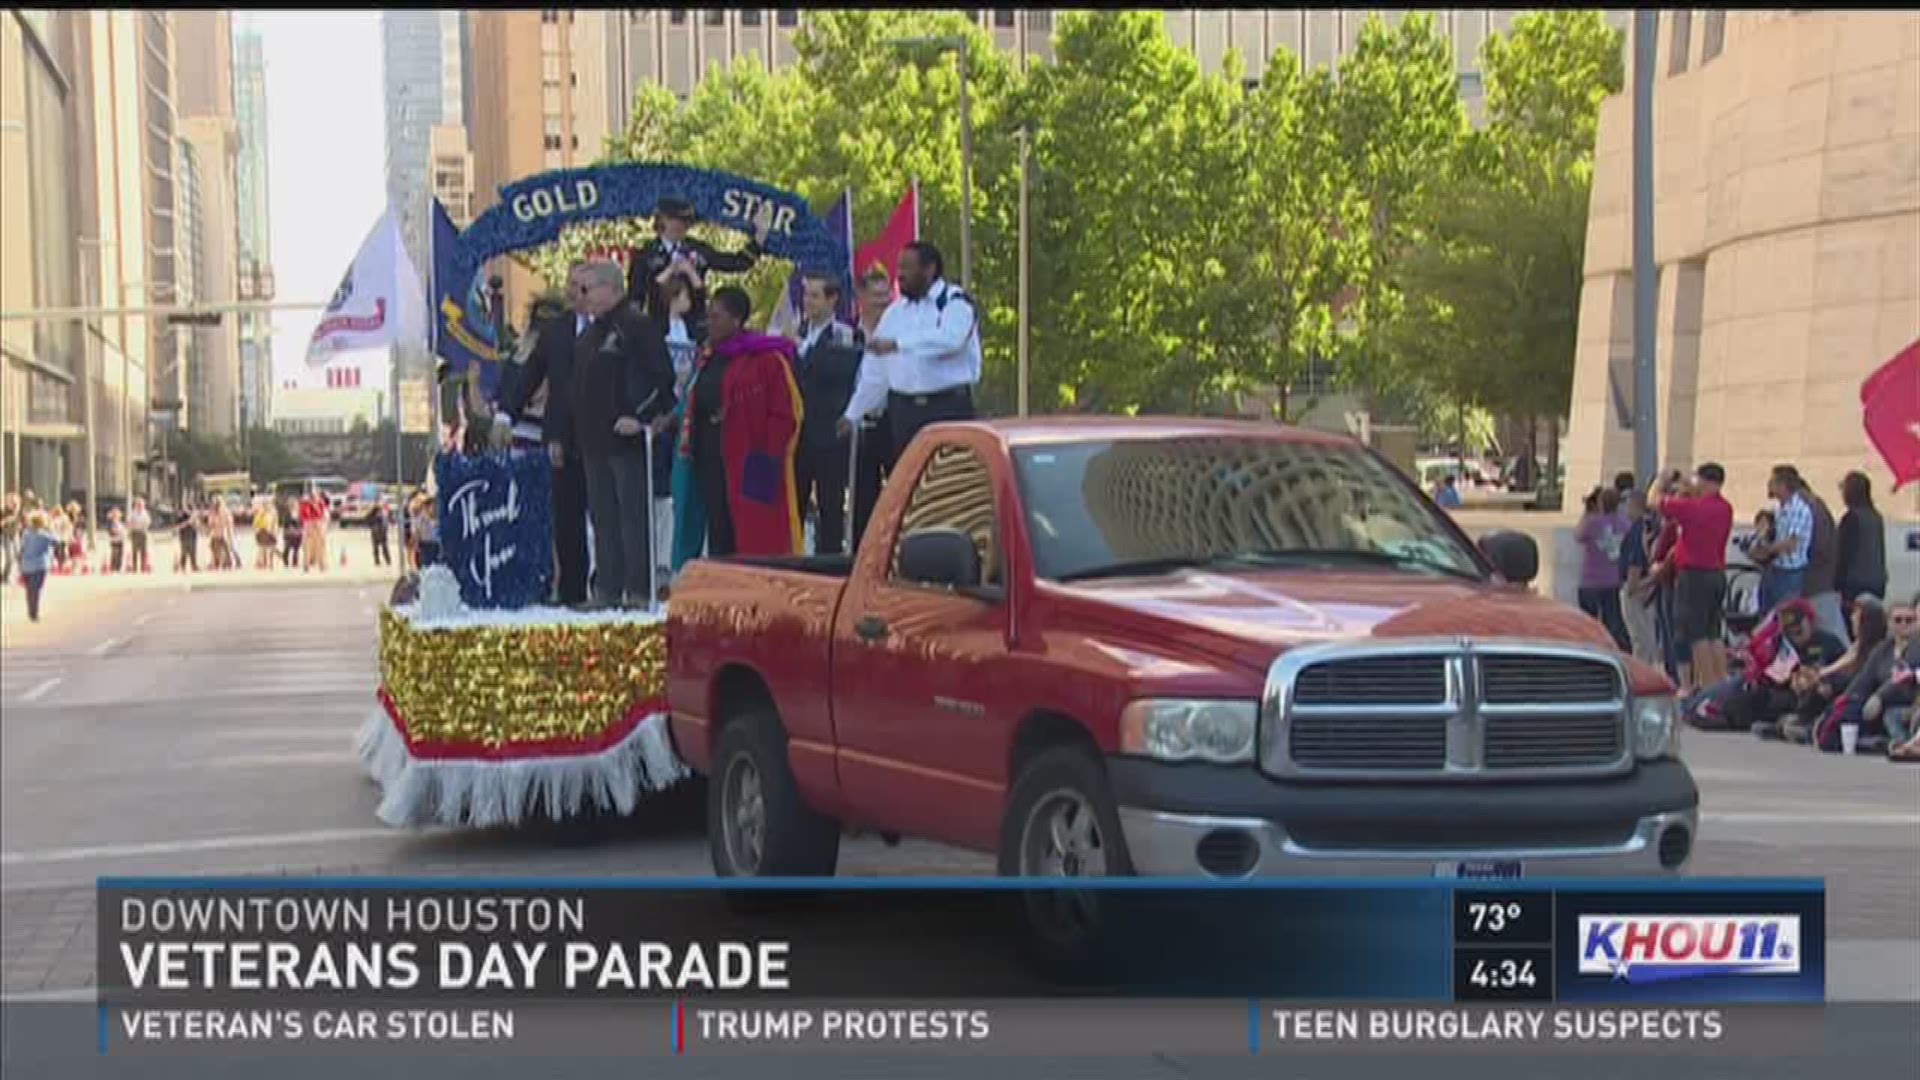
[[450, 162, 851, 293], [434, 451, 553, 610]]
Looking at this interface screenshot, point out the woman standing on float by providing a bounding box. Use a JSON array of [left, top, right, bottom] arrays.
[[676, 287, 804, 558]]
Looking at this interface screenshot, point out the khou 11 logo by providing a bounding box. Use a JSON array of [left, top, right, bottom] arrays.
[[1577, 915, 1800, 984]]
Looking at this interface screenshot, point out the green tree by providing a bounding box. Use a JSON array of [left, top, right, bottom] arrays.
[[999, 11, 1250, 412], [1235, 50, 1371, 421], [1388, 11, 1624, 466], [1331, 13, 1470, 404], [241, 426, 300, 485]]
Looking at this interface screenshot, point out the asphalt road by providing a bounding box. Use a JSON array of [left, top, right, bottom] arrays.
[[3, 578, 1916, 1014]]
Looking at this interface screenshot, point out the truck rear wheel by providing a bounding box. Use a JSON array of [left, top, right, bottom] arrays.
[[998, 746, 1133, 877], [709, 710, 840, 877]]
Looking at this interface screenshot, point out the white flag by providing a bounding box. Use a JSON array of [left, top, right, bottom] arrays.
[[305, 209, 426, 365]]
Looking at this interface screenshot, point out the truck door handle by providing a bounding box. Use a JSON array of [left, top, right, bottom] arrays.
[[854, 616, 889, 642]]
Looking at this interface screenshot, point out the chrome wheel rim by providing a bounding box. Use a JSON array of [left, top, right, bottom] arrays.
[[721, 756, 766, 874], [1022, 789, 1108, 877]]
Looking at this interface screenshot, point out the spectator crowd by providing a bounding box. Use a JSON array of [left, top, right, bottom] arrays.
[[1571, 460, 1909, 762]]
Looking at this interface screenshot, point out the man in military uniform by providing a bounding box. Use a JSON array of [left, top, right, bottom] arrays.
[[627, 196, 769, 331]]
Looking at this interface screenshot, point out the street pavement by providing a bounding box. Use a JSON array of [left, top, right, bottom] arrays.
[[1, 578, 1916, 1008]]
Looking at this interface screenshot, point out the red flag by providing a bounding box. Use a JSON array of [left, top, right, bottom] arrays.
[[853, 182, 920, 297], [1862, 338, 1920, 490]]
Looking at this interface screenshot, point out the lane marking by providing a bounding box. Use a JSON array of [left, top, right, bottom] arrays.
[[1705, 811, 1920, 825], [87, 637, 122, 657], [20, 677, 61, 703], [0, 827, 435, 868]]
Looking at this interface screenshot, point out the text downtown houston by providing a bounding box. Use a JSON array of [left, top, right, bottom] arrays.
[[119, 895, 587, 937]]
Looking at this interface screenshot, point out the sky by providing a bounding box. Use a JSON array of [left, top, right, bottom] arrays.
[[254, 11, 390, 392]]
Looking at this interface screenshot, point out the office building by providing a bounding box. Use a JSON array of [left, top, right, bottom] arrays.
[[1565, 9, 1919, 513], [173, 10, 242, 440], [233, 19, 275, 433]]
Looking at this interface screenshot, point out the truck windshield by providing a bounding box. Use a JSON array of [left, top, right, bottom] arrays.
[[1010, 438, 1486, 584]]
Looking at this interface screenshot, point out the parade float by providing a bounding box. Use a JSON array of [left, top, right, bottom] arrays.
[[357, 162, 853, 829], [356, 451, 688, 828]]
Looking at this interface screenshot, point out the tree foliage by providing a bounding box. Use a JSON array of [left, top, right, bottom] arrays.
[[515, 10, 1623, 432]]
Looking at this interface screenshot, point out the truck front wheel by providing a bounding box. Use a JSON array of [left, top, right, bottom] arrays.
[[998, 747, 1134, 877], [709, 711, 840, 877]]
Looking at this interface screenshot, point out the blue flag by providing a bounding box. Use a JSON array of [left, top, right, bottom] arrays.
[[430, 199, 501, 397]]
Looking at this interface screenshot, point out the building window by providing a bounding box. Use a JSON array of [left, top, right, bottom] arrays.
[[1458, 71, 1483, 97], [742, 10, 762, 27], [993, 10, 1015, 28], [704, 10, 725, 26], [1701, 11, 1726, 62], [545, 134, 563, 151], [571, 134, 580, 150], [540, 10, 557, 24], [1027, 11, 1052, 31], [777, 10, 798, 28], [671, 10, 687, 25], [1667, 10, 1692, 75]]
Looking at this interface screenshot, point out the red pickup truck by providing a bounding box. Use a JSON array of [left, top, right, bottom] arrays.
[[667, 419, 1696, 880]]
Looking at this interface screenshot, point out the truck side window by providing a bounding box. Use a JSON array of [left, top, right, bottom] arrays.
[[891, 444, 1001, 588]]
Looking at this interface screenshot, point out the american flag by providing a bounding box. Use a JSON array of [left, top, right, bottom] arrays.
[[325, 366, 361, 389]]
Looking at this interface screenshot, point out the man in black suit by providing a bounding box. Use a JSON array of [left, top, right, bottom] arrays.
[[789, 271, 863, 555], [497, 276, 591, 605], [568, 260, 676, 610], [627, 196, 769, 330]]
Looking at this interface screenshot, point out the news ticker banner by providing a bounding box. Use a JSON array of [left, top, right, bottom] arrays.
[[96, 879, 1825, 1055]]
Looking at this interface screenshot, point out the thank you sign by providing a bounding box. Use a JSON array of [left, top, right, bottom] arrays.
[[433, 452, 553, 610]]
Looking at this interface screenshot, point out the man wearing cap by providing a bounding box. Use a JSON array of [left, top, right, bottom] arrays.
[[836, 240, 980, 458], [1652, 462, 1735, 693], [628, 196, 769, 329]]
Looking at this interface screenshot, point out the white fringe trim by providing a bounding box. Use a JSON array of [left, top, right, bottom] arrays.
[[356, 707, 690, 830]]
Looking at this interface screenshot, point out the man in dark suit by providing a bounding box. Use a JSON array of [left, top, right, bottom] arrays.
[[569, 260, 677, 610], [789, 271, 862, 555], [627, 196, 769, 330], [497, 278, 591, 605]]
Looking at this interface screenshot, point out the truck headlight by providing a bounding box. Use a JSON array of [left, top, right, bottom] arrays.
[[1633, 696, 1679, 760], [1120, 699, 1258, 764]]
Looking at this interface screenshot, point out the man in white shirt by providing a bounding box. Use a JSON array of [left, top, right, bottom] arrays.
[[837, 241, 981, 456]]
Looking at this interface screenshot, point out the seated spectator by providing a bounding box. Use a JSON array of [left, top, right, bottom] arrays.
[[1720, 601, 1844, 732], [1757, 597, 1887, 744], [1833, 594, 1920, 757]]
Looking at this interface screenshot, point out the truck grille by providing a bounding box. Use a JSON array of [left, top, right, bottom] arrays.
[[1265, 644, 1630, 780], [1293, 656, 1446, 706]]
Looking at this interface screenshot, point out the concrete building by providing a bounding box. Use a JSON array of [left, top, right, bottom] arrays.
[[1, 11, 90, 502], [468, 9, 621, 314], [178, 116, 242, 438], [601, 10, 1629, 124], [271, 387, 389, 436], [172, 10, 242, 440], [1565, 10, 1920, 516], [382, 11, 468, 385], [431, 122, 475, 227], [76, 12, 158, 507], [232, 19, 274, 433]]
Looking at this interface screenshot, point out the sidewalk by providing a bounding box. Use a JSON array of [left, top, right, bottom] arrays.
[[1, 531, 404, 631]]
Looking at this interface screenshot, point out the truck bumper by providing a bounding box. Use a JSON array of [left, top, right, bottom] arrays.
[[1108, 758, 1700, 879]]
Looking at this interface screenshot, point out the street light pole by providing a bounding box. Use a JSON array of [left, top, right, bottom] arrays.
[[957, 44, 973, 292], [1017, 125, 1030, 417], [1631, 12, 1659, 484]]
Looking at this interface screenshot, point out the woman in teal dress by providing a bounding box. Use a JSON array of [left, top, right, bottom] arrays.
[[656, 271, 707, 575]]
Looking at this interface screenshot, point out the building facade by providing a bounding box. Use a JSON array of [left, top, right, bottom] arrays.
[[1565, 10, 1919, 515], [382, 10, 469, 387], [232, 19, 274, 433], [0, 11, 88, 503], [172, 10, 242, 441]]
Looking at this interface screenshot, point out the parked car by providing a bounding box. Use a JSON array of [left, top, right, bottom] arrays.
[[666, 418, 1696, 880]]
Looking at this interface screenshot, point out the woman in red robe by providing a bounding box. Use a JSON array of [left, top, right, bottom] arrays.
[[676, 286, 804, 557]]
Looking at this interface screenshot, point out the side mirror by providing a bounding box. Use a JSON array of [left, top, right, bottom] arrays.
[[898, 528, 982, 591], [1479, 529, 1539, 587]]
